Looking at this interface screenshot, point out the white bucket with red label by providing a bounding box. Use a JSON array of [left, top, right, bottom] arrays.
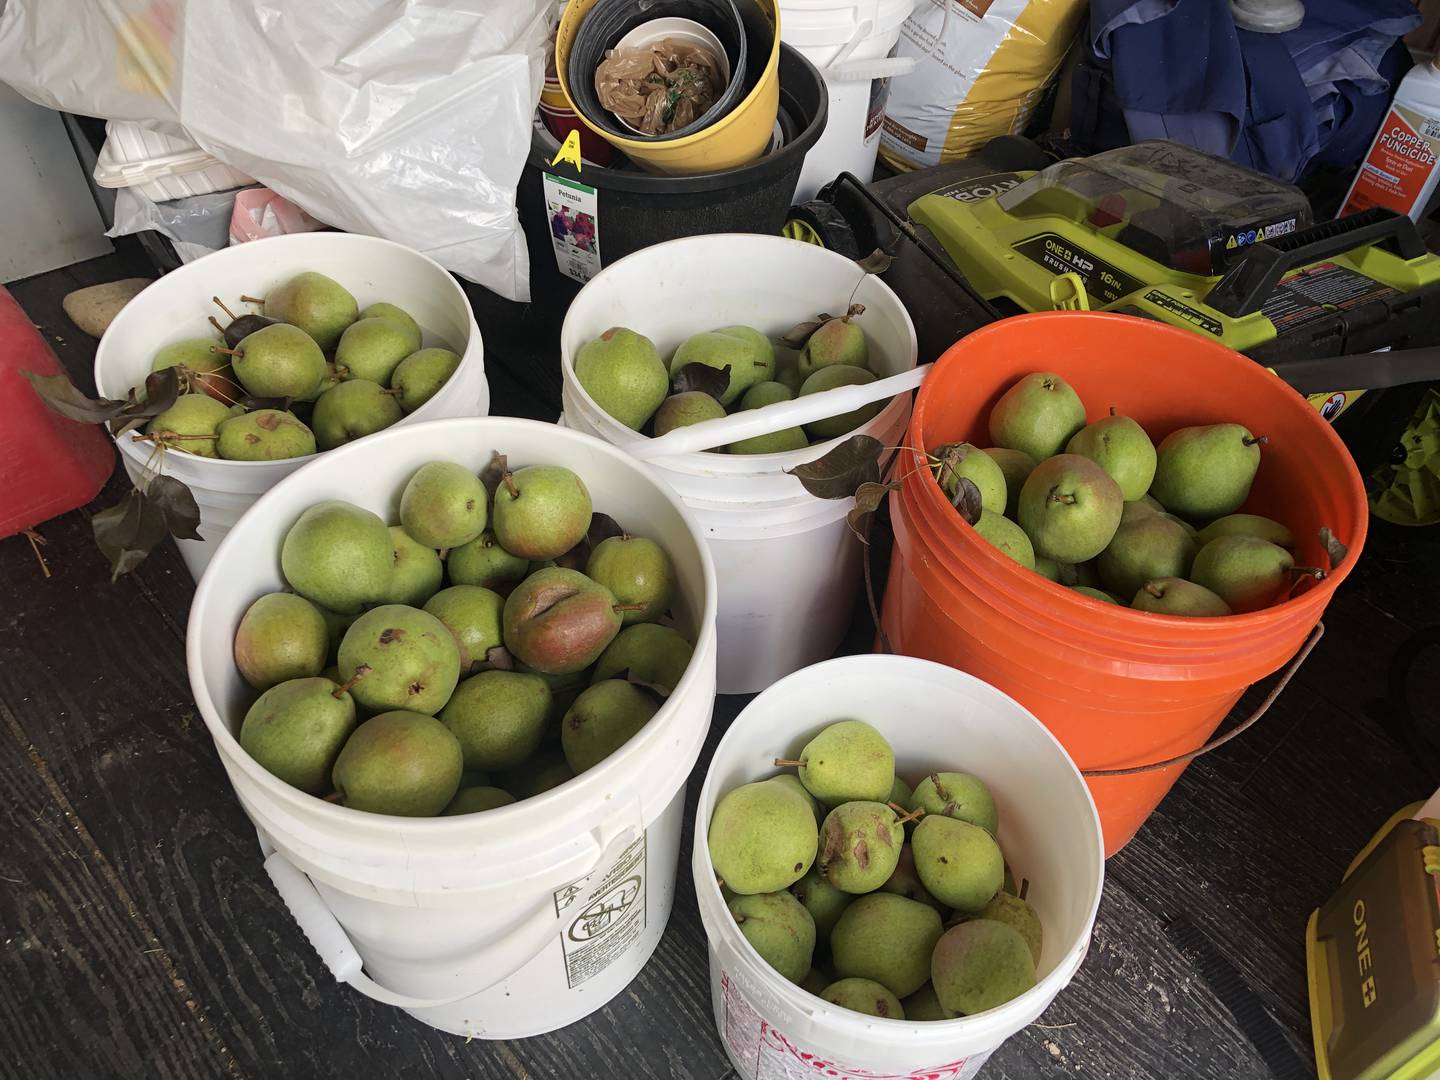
[[692, 654, 1105, 1078]]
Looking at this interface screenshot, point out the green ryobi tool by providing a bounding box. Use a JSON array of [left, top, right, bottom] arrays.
[[1306, 798, 1440, 1080]]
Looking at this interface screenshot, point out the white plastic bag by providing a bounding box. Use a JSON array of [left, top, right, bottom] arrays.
[[108, 186, 241, 263], [0, 0, 550, 301]]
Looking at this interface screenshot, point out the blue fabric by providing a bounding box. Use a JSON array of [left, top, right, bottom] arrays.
[[1083, 0, 1420, 181]]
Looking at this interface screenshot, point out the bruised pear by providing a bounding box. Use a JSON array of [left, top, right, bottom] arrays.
[[501, 567, 621, 674]]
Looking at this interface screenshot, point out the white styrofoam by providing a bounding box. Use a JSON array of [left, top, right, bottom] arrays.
[[94, 232, 489, 579], [94, 119, 255, 201], [693, 654, 1105, 1079], [186, 416, 719, 1037], [559, 234, 918, 694]]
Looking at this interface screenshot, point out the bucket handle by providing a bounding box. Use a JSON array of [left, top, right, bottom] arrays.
[[1081, 621, 1326, 777], [823, 56, 919, 82], [260, 816, 643, 1010], [626, 363, 932, 461]]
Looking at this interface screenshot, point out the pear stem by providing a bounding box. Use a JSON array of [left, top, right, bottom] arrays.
[[1108, 405, 1117, 416], [380, 387, 404, 396], [211, 346, 243, 358], [1292, 566, 1327, 580], [333, 664, 369, 697], [612, 603, 647, 613], [502, 471, 519, 500], [212, 295, 238, 320], [208, 315, 226, 335], [131, 432, 218, 443], [773, 758, 805, 768], [1143, 582, 1165, 599], [321, 791, 343, 803], [239, 294, 265, 306], [1050, 492, 1077, 506], [894, 806, 925, 825], [1244, 435, 1269, 447]]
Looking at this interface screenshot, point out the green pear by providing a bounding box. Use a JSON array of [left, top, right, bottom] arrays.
[[380, 527, 444, 607], [728, 381, 807, 454], [151, 338, 238, 401], [502, 567, 621, 674], [988, 372, 1087, 461], [821, 978, 904, 1018], [591, 623, 693, 692], [800, 365, 881, 442], [1196, 513, 1295, 550], [446, 530, 530, 589], [332, 711, 462, 816], [1095, 510, 1197, 600], [1065, 412, 1157, 501], [671, 327, 774, 405], [790, 720, 895, 805], [739, 380, 794, 410], [239, 676, 356, 794], [1149, 423, 1265, 520], [902, 983, 957, 1021], [358, 302, 421, 352], [775, 357, 805, 394], [729, 891, 816, 984], [145, 393, 230, 457], [441, 669, 551, 770], [981, 447, 1037, 518], [575, 327, 670, 430], [790, 866, 854, 940], [264, 271, 358, 352], [831, 893, 943, 998], [335, 316, 416, 385], [499, 749, 575, 799], [389, 348, 460, 413], [561, 679, 659, 773], [442, 786, 515, 815], [234, 592, 329, 690], [295, 362, 341, 404], [911, 771, 999, 835], [973, 510, 1036, 569], [491, 465, 592, 561], [1189, 535, 1298, 613], [1131, 577, 1231, 617], [653, 391, 726, 437], [318, 606, 359, 662], [311, 378, 403, 450], [1016, 454, 1124, 563], [281, 500, 393, 612], [216, 409, 316, 461], [399, 461, 488, 550], [423, 585, 504, 672], [1034, 556, 1060, 581], [931, 920, 1036, 1016], [229, 323, 326, 399], [951, 892, 1044, 964], [585, 535, 674, 625], [798, 318, 868, 378], [1071, 585, 1121, 604], [708, 776, 818, 894], [818, 802, 904, 893], [337, 605, 461, 715], [912, 814, 1003, 913], [933, 442, 1006, 514]]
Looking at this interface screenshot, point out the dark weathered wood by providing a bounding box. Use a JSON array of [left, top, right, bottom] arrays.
[[3, 249, 1438, 1080]]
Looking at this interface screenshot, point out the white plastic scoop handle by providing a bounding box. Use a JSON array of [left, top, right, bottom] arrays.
[[627, 363, 933, 461]]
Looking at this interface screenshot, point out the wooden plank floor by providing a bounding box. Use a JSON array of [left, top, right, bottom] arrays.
[[2, 248, 1437, 1080]]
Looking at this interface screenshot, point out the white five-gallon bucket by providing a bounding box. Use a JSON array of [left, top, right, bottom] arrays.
[[95, 232, 489, 580], [559, 234, 918, 695], [780, 0, 919, 200], [186, 417, 717, 1038], [693, 654, 1104, 1079]]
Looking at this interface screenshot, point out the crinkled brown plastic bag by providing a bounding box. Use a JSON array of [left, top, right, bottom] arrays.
[[595, 38, 723, 136]]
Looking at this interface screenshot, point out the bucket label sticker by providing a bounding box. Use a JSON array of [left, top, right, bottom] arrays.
[[553, 832, 646, 988], [543, 172, 601, 285], [719, 970, 988, 1080]]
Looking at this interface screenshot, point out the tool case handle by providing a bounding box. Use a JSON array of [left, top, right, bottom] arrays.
[[1206, 208, 1427, 318]]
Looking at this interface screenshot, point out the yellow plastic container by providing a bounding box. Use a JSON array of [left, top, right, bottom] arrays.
[[556, 0, 780, 176]]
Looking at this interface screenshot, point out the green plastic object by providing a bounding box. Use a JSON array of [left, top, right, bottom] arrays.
[[1370, 390, 1440, 527]]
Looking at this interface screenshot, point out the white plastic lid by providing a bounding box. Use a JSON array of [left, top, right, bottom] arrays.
[[1230, 0, 1305, 33], [93, 120, 231, 188]]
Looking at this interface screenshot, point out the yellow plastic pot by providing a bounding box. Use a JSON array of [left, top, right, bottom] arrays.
[[556, 0, 780, 176]]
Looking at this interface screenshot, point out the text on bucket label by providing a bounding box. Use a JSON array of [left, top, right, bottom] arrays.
[[719, 970, 989, 1080], [554, 832, 647, 989]]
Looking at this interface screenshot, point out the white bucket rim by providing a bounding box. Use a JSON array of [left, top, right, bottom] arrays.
[[559, 234, 918, 482], [693, 653, 1105, 1036], [186, 415, 721, 837], [95, 232, 482, 472]]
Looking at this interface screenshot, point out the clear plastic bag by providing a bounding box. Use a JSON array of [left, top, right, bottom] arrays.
[[108, 186, 242, 264], [0, 0, 551, 300], [595, 39, 724, 135]]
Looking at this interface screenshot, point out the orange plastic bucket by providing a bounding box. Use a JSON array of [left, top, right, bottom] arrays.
[[880, 312, 1369, 856]]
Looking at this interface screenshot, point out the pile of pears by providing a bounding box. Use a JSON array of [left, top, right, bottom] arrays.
[[932, 371, 1309, 617], [142, 271, 461, 462], [708, 720, 1042, 1021], [575, 315, 883, 453], [231, 456, 695, 816]]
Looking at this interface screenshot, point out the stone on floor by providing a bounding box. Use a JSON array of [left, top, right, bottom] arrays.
[[62, 278, 152, 337]]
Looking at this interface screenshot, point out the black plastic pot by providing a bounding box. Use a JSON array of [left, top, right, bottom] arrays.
[[520, 42, 827, 286]]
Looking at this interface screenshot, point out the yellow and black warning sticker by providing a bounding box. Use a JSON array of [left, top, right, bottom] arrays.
[[1142, 290, 1223, 335]]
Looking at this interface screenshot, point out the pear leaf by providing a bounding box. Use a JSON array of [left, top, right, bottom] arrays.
[[846, 480, 900, 543], [1319, 526, 1348, 569], [145, 475, 202, 541], [856, 248, 894, 275], [775, 317, 830, 351], [474, 645, 515, 672], [91, 488, 168, 582], [949, 476, 984, 526], [670, 363, 729, 401], [479, 451, 509, 497], [785, 434, 883, 500], [587, 512, 625, 548], [21, 370, 130, 424]]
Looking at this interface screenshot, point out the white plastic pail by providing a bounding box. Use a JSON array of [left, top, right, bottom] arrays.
[[559, 234, 918, 694], [95, 232, 489, 580], [693, 654, 1104, 1078], [186, 417, 717, 1037]]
